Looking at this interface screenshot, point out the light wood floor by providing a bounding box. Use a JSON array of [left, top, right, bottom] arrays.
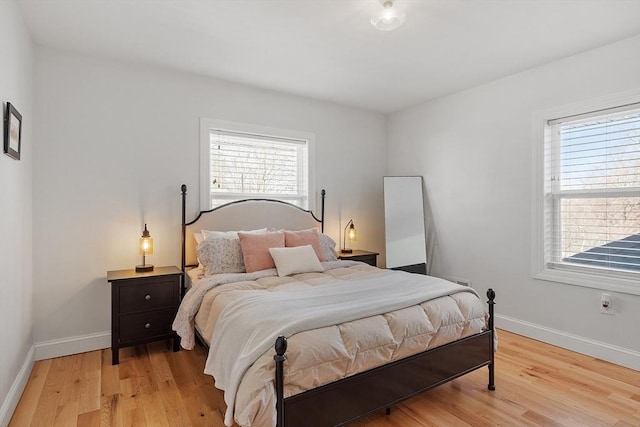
[[9, 329, 640, 427]]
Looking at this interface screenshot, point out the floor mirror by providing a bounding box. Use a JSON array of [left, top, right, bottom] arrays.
[[383, 176, 427, 274]]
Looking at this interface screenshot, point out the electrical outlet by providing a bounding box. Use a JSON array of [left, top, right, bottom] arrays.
[[601, 293, 614, 315]]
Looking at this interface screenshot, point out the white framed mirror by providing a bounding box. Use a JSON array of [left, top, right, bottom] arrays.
[[384, 176, 427, 274]]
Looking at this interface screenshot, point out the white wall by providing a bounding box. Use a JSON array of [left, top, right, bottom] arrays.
[[32, 47, 387, 355], [0, 0, 34, 424], [388, 36, 640, 368]]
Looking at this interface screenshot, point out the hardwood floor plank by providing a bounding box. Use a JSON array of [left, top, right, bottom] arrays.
[[139, 392, 170, 427], [183, 393, 225, 427], [28, 357, 67, 426], [52, 401, 79, 427], [122, 406, 147, 427], [568, 386, 640, 425], [8, 330, 640, 427], [126, 346, 156, 397], [397, 398, 474, 427], [100, 349, 120, 398], [99, 394, 120, 427], [78, 351, 101, 414], [495, 373, 610, 426], [146, 342, 175, 384], [75, 409, 100, 427], [521, 409, 567, 427], [157, 379, 194, 427], [8, 358, 51, 426], [57, 354, 83, 406], [432, 380, 535, 426]]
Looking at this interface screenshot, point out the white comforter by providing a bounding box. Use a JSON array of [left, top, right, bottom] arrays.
[[174, 262, 488, 427], [209, 269, 478, 425]]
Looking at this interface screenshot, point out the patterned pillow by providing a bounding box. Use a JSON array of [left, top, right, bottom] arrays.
[[196, 237, 245, 276], [319, 233, 338, 261]]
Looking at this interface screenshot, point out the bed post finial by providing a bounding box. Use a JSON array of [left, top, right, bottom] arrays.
[[274, 336, 287, 427], [487, 288, 496, 391], [275, 335, 288, 356]]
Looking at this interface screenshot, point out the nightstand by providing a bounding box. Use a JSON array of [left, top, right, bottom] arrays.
[[338, 250, 379, 267], [107, 266, 182, 365]]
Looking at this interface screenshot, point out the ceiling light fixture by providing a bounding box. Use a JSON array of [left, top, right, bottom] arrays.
[[371, 0, 406, 31]]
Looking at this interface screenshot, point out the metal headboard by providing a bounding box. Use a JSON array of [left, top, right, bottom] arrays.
[[180, 184, 325, 294]]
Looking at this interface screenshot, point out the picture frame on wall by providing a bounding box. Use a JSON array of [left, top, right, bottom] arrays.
[[4, 102, 22, 160]]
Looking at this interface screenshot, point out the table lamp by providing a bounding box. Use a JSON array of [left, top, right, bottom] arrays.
[[342, 219, 357, 253], [136, 224, 154, 272]]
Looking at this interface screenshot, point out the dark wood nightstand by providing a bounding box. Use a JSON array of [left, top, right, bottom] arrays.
[[338, 250, 379, 267], [107, 266, 182, 365]]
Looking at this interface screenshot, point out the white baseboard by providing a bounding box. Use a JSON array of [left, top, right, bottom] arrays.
[[0, 346, 35, 427], [34, 331, 111, 361], [496, 314, 640, 371]]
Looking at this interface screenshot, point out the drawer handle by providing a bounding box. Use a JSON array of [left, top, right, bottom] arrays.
[[145, 323, 151, 329], [145, 294, 151, 301]]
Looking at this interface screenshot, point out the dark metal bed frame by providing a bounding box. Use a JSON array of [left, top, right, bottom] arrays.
[[180, 184, 495, 427]]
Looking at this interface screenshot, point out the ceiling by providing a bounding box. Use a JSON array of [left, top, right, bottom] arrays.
[[16, 0, 640, 113]]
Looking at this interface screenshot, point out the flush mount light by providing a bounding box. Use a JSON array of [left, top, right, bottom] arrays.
[[371, 0, 406, 31]]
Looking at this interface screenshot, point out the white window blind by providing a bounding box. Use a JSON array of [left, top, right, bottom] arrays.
[[207, 129, 309, 208], [544, 103, 640, 276]]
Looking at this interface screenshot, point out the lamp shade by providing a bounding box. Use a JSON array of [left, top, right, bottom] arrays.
[[136, 224, 154, 272], [371, 0, 406, 31], [348, 223, 357, 241], [139, 224, 154, 255], [342, 219, 357, 253]]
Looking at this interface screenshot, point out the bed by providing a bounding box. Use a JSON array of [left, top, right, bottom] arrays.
[[174, 184, 496, 427]]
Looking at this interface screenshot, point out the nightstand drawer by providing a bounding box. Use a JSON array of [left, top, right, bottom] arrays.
[[119, 308, 175, 343], [119, 280, 177, 314]]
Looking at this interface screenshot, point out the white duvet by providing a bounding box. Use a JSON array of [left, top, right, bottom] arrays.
[[173, 262, 488, 427]]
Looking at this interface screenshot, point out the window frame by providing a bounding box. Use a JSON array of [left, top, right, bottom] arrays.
[[200, 118, 316, 212], [532, 89, 640, 296]]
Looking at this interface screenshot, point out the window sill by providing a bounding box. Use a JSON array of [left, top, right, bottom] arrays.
[[534, 267, 640, 295]]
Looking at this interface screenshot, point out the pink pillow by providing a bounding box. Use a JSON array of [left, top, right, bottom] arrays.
[[238, 231, 285, 273], [284, 228, 325, 262]]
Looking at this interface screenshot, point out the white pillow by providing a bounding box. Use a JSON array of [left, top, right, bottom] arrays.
[[269, 245, 324, 277]]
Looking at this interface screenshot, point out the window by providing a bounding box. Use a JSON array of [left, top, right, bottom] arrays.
[[533, 93, 640, 295], [200, 119, 314, 210]]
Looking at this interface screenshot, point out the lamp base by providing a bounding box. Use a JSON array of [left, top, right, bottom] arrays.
[[135, 264, 154, 272], [341, 249, 353, 254]]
